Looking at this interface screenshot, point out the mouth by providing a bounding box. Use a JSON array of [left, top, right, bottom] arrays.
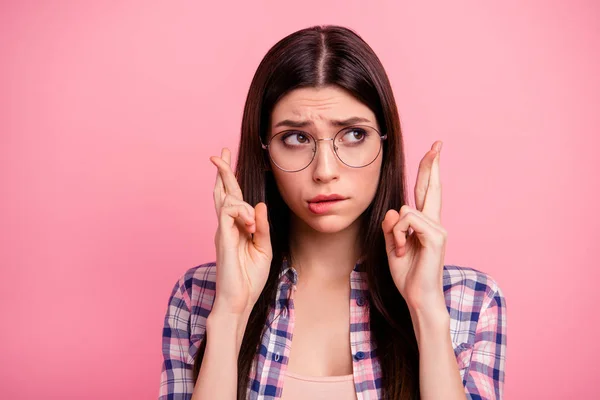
[[308, 194, 347, 203], [307, 197, 347, 214]]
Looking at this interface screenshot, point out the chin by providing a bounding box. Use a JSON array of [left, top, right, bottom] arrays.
[[303, 214, 359, 234]]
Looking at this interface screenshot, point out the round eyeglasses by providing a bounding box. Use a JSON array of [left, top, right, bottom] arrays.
[[261, 125, 387, 172]]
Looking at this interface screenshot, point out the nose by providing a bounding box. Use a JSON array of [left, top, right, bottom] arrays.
[[312, 138, 340, 183]]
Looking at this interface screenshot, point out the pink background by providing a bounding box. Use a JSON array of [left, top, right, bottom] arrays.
[[1, 1, 598, 398]]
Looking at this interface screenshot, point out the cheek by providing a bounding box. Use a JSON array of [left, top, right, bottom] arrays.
[[363, 160, 382, 181], [357, 172, 380, 197], [353, 162, 382, 201]]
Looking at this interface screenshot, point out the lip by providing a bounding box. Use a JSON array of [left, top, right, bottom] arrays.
[[307, 199, 345, 214], [307, 194, 347, 215], [308, 194, 347, 203]]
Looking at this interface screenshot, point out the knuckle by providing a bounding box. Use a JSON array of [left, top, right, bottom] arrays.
[[435, 236, 445, 247], [219, 206, 230, 219], [433, 231, 446, 246], [223, 194, 235, 206], [400, 205, 412, 216]]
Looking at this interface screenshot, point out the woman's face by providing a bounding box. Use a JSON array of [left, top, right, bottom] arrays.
[[267, 85, 384, 234]]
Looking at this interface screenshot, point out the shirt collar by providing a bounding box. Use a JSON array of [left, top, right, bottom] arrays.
[[278, 255, 366, 285]]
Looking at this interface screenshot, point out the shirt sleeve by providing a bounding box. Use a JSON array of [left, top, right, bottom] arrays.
[[158, 276, 195, 400], [464, 284, 507, 400]]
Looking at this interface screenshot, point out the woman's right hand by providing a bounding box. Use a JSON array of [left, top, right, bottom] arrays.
[[209, 148, 272, 317]]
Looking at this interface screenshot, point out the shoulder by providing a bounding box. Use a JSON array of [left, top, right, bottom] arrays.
[[175, 261, 217, 301], [442, 264, 506, 344], [443, 264, 504, 300], [166, 262, 217, 339]]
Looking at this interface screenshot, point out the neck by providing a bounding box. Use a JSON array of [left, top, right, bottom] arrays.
[[288, 215, 363, 289]]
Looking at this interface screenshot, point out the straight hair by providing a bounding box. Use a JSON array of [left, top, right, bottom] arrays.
[[193, 25, 419, 399]]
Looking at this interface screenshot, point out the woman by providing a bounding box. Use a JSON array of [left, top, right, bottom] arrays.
[[159, 25, 506, 400]]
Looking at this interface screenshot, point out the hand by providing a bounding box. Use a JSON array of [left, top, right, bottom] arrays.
[[210, 148, 273, 316], [381, 141, 448, 314]]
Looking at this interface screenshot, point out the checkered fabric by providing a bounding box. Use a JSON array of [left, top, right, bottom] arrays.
[[159, 259, 506, 399]]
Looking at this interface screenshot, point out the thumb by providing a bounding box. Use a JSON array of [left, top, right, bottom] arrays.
[[252, 202, 272, 257], [381, 209, 401, 258]]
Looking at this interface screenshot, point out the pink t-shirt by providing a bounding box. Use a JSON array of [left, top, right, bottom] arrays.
[[280, 370, 357, 400]]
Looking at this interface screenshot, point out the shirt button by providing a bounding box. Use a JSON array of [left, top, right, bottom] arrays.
[[282, 307, 288, 319], [356, 297, 366, 307], [273, 352, 281, 362], [354, 351, 365, 361]]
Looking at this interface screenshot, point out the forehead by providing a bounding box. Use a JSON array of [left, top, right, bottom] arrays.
[[270, 85, 377, 130]]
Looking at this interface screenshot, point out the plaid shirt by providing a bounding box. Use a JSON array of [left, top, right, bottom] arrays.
[[159, 259, 507, 399]]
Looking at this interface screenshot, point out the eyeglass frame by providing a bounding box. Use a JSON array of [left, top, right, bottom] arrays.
[[260, 124, 388, 173]]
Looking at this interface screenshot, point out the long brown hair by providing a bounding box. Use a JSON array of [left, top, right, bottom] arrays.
[[193, 25, 419, 399]]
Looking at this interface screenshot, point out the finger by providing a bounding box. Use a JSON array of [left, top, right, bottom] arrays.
[[212, 148, 227, 217], [394, 205, 445, 254], [381, 209, 401, 258], [222, 148, 241, 198], [252, 202, 272, 258], [414, 148, 437, 211], [219, 204, 256, 243], [223, 146, 231, 165], [223, 195, 256, 228], [422, 141, 442, 223], [210, 151, 244, 200]]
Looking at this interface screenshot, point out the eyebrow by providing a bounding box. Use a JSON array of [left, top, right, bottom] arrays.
[[273, 116, 372, 129]]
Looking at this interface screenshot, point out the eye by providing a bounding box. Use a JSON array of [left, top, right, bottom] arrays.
[[340, 127, 368, 143], [281, 131, 312, 146]]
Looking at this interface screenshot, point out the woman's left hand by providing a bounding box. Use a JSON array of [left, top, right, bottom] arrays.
[[381, 141, 448, 314]]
